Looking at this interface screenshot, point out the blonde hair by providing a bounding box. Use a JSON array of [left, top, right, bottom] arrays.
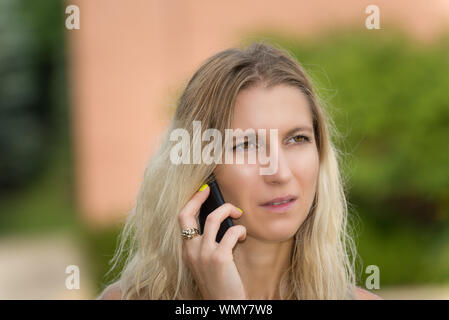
[[105, 41, 358, 299]]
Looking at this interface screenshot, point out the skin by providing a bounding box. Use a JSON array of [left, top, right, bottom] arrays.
[[214, 83, 319, 299]]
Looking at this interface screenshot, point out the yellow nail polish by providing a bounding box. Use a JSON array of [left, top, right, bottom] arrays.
[[198, 184, 208, 192], [237, 207, 243, 213]]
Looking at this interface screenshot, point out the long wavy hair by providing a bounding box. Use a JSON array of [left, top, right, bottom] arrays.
[[105, 41, 358, 299]]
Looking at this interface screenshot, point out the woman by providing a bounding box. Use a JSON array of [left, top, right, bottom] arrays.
[[98, 41, 382, 300]]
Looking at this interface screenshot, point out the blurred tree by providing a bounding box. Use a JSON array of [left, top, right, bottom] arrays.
[[0, 0, 66, 193]]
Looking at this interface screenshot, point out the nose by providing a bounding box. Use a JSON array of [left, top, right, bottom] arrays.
[[262, 146, 292, 185]]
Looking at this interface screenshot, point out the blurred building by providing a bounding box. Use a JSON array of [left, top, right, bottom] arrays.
[[66, 0, 449, 226]]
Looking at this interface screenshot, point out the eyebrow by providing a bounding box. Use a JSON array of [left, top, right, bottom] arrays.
[[284, 126, 314, 137]]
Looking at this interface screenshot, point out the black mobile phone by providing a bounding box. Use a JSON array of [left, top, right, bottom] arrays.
[[198, 173, 234, 243]]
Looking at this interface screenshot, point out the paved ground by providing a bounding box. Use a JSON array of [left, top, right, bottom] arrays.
[[0, 234, 95, 299]]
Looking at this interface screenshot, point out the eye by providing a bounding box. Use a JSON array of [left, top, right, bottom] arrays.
[[233, 140, 257, 151], [288, 135, 311, 144]]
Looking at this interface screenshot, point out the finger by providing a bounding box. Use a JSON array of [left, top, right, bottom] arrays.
[[202, 203, 243, 246], [178, 184, 210, 230], [217, 225, 246, 254]]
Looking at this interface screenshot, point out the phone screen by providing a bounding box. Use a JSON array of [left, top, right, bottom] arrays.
[[198, 174, 234, 243]]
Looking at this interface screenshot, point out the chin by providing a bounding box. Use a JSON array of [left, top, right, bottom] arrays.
[[252, 225, 298, 242]]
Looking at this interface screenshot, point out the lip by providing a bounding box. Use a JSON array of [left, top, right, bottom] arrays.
[[259, 195, 297, 213]]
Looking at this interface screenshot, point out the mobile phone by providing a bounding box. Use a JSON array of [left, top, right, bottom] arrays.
[[198, 173, 234, 243]]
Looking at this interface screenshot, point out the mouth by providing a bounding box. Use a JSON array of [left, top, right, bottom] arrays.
[[259, 195, 297, 213]]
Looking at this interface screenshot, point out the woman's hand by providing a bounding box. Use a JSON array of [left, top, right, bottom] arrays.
[[178, 184, 248, 300]]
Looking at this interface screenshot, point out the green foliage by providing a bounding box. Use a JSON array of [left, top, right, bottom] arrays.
[[80, 225, 124, 293]]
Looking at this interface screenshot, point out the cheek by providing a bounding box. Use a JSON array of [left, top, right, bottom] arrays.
[[215, 165, 259, 206], [289, 147, 319, 189]]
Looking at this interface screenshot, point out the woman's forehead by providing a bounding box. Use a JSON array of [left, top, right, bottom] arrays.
[[232, 84, 313, 131]]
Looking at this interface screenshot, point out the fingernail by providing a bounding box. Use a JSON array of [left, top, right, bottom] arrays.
[[198, 184, 209, 192], [236, 207, 243, 213]]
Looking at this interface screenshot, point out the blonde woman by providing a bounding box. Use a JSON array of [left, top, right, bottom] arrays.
[[98, 41, 382, 300]]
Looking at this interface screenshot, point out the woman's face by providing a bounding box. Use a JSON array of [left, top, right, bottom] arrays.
[[214, 84, 319, 242]]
